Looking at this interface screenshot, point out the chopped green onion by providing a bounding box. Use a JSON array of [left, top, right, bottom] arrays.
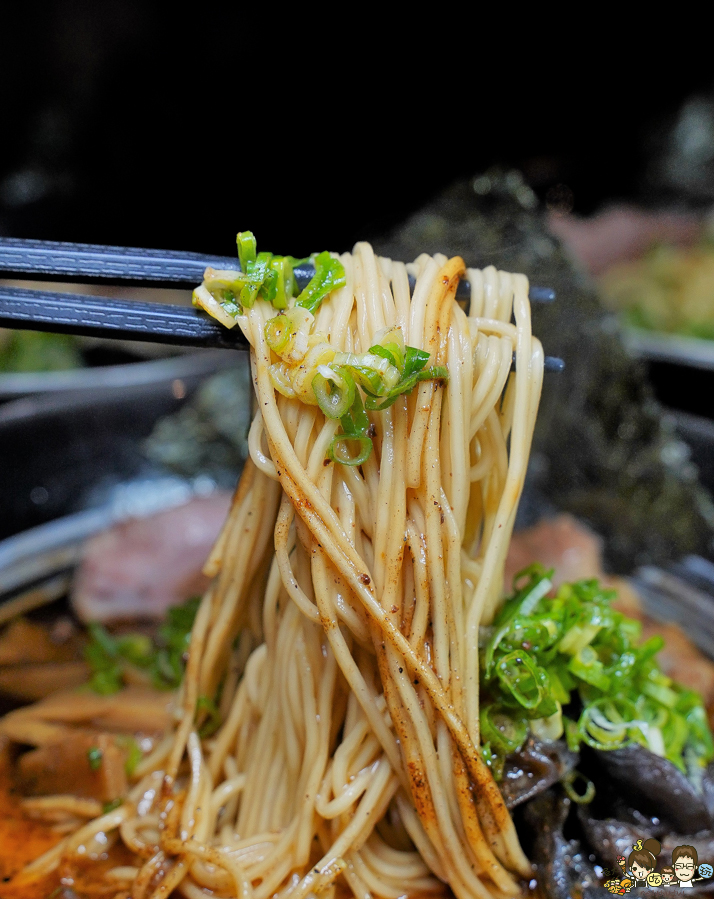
[[87, 746, 103, 771], [480, 569, 714, 782], [313, 366, 356, 420], [558, 622, 602, 655], [642, 679, 679, 708], [121, 737, 143, 777], [578, 697, 638, 750], [269, 257, 295, 310], [102, 798, 123, 814], [85, 597, 201, 695], [240, 251, 273, 308], [264, 307, 314, 360], [496, 650, 548, 710], [480, 741, 505, 781], [197, 695, 222, 737], [332, 351, 401, 396], [364, 364, 449, 412], [296, 251, 346, 314], [530, 705, 564, 742], [480, 705, 528, 754], [329, 389, 373, 463], [369, 344, 398, 368], [562, 770, 596, 805], [402, 346, 431, 378], [370, 326, 405, 370], [192, 284, 239, 329], [237, 231, 257, 272], [328, 435, 372, 467], [568, 646, 611, 692]]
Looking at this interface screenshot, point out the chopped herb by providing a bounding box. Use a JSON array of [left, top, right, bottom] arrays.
[[87, 746, 103, 771], [102, 798, 123, 814], [85, 596, 201, 695], [196, 695, 222, 738], [196, 232, 329, 320], [319, 336, 448, 465], [84, 623, 124, 695], [237, 231, 257, 272], [479, 565, 714, 781], [561, 770, 596, 805], [328, 390, 373, 467], [120, 736, 143, 777], [151, 596, 201, 689], [295, 251, 346, 314]]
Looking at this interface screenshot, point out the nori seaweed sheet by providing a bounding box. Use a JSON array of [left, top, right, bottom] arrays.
[[371, 171, 714, 573]]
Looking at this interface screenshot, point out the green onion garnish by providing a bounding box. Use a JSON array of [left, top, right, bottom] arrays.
[[296, 251, 346, 314], [87, 746, 103, 771], [313, 366, 356, 420], [84, 596, 201, 695], [480, 565, 714, 781]]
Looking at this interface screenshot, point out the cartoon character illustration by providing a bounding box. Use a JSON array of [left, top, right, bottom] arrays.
[[628, 838, 662, 887], [660, 866, 675, 886], [603, 877, 632, 894], [672, 845, 698, 888]]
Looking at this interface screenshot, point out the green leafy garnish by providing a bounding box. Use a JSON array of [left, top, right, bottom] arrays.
[[328, 390, 373, 467], [313, 366, 356, 420], [237, 231, 257, 272], [295, 250, 346, 314], [364, 346, 447, 412], [120, 736, 143, 777], [201, 234, 449, 469], [152, 596, 201, 689], [102, 798, 123, 814], [84, 596, 201, 695], [196, 232, 345, 320], [479, 565, 714, 782], [196, 695, 222, 738], [318, 337, 448, 466], [87, 746, 103, 771]]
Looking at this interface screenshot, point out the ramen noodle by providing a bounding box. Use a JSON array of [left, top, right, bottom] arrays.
[[17, 242, 544, 899]]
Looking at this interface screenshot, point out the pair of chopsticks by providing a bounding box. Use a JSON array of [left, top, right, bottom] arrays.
[[0, 237, 563, 369]]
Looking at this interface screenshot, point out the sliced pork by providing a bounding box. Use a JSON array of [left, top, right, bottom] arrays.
[[71, 492, 232, 623]]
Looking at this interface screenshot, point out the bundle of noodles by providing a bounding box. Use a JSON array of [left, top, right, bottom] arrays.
[[19, 242, 544, 899]]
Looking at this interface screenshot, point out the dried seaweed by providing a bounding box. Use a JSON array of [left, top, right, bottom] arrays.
[[372, 171, 714, 571]]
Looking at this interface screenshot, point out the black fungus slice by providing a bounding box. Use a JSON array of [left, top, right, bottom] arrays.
[[588, 743, 714, 834], [501, 736, 578, 810], [522, 789, 602, 899]]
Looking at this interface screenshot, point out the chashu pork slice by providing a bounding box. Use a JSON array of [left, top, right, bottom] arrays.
[[71, 492, 232, 624]]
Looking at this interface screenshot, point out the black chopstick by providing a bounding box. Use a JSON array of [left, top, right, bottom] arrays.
[[0, 284, 244, 350], [0, 283, 565, 370], [0, 237, 562, 369], [0, 237, 556, 303]]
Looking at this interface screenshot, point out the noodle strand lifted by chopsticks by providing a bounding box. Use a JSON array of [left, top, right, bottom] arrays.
[[20, 244, 543, 899]]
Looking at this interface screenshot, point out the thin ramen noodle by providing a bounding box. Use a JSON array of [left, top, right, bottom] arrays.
[[21, 243, 544, 899]]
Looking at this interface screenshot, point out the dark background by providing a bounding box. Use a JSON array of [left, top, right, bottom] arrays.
[[2, 3, 714, 258]]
